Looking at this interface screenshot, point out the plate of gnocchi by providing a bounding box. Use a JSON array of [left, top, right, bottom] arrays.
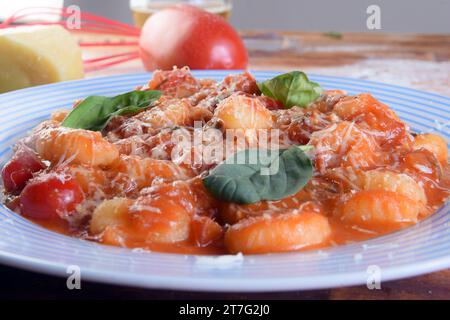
[[0, 69, 449, 291]]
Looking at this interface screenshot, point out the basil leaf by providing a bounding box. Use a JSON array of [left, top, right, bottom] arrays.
[[203, 146, 313, 204], [62, 90, 161, 131], [257, 71, 323, 108]]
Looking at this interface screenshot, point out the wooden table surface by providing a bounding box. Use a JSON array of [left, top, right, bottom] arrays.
[[84, 31, 450, 96], [1, 31, 450, 300]]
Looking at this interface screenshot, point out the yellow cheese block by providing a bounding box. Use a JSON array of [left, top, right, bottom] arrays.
[[0, 25, 84, 93]]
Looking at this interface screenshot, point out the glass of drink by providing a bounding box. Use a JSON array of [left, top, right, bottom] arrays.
[[130, 0, 233, 28]]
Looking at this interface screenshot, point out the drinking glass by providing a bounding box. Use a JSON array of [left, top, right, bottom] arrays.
[[129, 0, 233, 28]]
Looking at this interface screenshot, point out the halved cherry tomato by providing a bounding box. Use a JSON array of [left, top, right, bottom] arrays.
[[19, 174, 84, 220], [139, 4, 248, 70], [1, 146, 46, 194]]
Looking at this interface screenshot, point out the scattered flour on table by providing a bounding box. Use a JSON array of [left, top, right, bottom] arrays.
[[304, 59, 450, 96]]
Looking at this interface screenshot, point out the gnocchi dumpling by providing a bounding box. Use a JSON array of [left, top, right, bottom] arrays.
[[35, 127, 119, 167]]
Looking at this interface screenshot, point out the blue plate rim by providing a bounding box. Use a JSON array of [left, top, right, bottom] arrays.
[[0, 70, 448, 292]]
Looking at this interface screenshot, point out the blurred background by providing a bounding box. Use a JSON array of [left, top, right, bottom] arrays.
[[2, 0, 450, 33], [1, 0, 449, 95]]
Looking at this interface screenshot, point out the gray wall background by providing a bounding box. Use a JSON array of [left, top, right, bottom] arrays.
[[68, 0, 450, 33]]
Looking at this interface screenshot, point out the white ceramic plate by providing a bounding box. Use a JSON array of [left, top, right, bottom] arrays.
[[0, 71, 449, 292]]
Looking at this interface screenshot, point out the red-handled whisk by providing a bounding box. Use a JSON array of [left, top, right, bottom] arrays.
[[0, 6, 142, 72]]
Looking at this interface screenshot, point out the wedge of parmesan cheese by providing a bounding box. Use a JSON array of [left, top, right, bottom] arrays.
[[0, 25, 84, 93]]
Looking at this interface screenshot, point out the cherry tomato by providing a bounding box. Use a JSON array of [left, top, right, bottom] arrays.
[[19, 174, 84, 220], [2, 146, 45, 194], [139, 4, 248, 70]]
